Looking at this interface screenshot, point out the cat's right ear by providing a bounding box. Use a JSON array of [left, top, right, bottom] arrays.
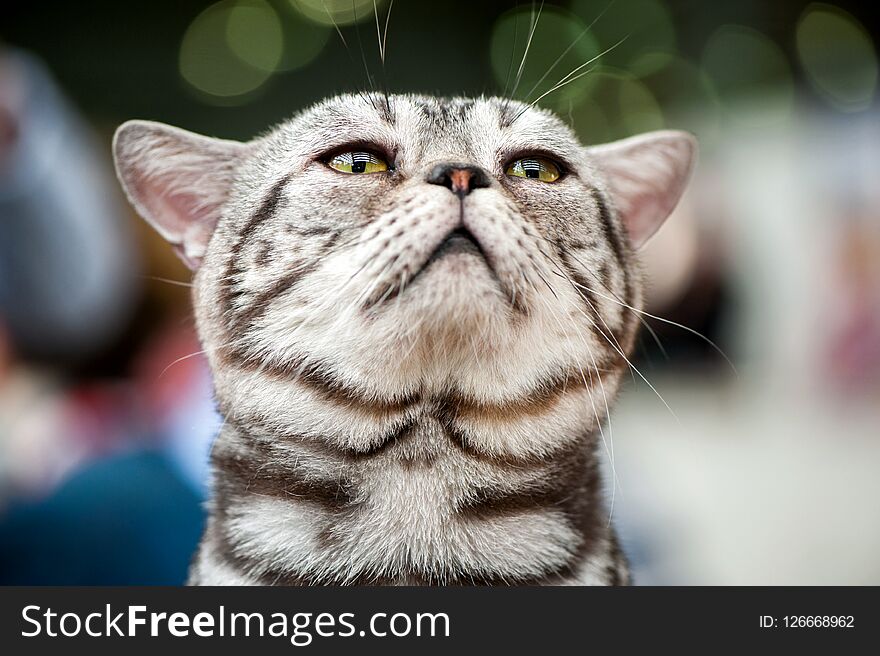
[[112, 120, 248, 270]]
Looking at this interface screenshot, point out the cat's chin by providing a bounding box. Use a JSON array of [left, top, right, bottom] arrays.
[[407, 229, 497, 290], [362, 243, 504, 316], [408, 253, 505, 312], [425, 227, 487, 264], [380, 259, 514, 347], [422, 249, 492, 282]]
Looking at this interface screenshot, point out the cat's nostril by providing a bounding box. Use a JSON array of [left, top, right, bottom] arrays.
[[426, 163, 491, 198]]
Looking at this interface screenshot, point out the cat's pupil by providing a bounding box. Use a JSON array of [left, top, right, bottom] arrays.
[[522, 159, 541, 178], [350, 152, 375, 174]]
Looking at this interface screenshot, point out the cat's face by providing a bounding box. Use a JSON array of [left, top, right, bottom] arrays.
[[114, 94, 694, 437]]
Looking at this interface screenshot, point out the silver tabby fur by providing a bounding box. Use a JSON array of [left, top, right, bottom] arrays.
[[113, 93, 696, 585]]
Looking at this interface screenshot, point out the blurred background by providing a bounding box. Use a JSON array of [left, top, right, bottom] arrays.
[[1, 0, 878, 584]]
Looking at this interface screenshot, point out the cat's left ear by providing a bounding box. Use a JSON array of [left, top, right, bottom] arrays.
[[590, 130, 697, 249], [113, 120, 249, 270]]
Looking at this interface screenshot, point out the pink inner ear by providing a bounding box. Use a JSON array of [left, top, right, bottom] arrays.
[[614, 163, 688, 247], [595, 132, 696, 249], [137, 177, 221, 270], [114, 120, 248, 272]]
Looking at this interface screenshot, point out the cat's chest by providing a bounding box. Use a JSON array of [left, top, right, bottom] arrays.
[[315, 454, 576, 581], [214, 412, 587, 582]]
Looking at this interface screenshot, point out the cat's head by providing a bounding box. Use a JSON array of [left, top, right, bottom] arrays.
[[113, 94, 694, 426]]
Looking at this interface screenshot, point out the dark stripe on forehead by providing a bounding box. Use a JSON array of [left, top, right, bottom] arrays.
[[415, 98, 475, 123], [416, 100, 446, 123]]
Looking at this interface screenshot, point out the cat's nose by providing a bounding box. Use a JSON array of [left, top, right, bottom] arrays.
[[426, 163, 491, 198]]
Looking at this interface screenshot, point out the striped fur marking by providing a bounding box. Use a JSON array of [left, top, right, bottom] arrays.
[[114, 94, 693, 587]]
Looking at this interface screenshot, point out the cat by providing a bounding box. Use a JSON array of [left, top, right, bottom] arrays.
[[113, 93, 695, 585]]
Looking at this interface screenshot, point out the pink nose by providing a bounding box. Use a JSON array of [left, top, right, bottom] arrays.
[[447, 169, 474, 196], [426, 163, 492, 198]]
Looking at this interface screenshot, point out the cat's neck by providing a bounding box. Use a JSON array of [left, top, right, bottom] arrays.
[[192, 401, 629, 585]]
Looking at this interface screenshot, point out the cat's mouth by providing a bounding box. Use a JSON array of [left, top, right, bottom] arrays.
[[424, 227, 487, 265], [362, 226, 502, 311]]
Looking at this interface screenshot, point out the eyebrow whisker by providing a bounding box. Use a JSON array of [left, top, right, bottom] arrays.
[[510, 35, 629, 123], [509, 0, 545, 101], [319, 1, 378, 112], [519, 0, 618, 106]]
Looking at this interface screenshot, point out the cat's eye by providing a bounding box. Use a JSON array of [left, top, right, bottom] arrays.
[[505, 157, 561, 183], [327, 151, 389, 174]]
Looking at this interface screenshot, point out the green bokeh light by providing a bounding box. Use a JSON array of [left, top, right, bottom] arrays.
[[618, 76, 664, 134], [179, 0, 283, 103], [641, 56, 721, 146], [701, 25, 793, 127], [571, 69, 664, 141], [796, 3, 878, 112], [490, 6, 600, 110], [276, 5, 330, 71], [570, 0, 676, 76], [227, 1, 284, 72], [569, 96, 611, 145], [644, 56, 717, 114], [289, 0, 385, 27]]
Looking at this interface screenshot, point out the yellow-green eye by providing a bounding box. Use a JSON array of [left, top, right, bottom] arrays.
[[505, 157, 561, 182], [327, 151, 389, 174]]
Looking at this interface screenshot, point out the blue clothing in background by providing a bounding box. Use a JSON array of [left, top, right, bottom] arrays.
[[0, 450, 204, 585]]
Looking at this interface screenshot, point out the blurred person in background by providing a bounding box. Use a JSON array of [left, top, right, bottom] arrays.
[[1, 0, 878, 585], [0, 48, 212, 584]]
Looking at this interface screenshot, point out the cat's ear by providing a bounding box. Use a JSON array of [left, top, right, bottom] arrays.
[[113, 120, 248, 270], [590, 130, 696, 249]]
